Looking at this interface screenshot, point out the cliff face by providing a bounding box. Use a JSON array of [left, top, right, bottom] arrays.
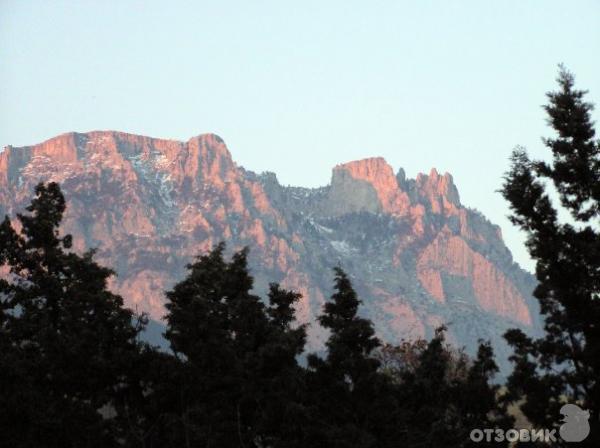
[[0, 131, 541, 368]]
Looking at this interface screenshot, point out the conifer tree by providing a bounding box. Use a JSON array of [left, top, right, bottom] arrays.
[[399, 328, 461, 446], [462, 341, 514, 440], [253, 284, 308, 448], [162, 243, 241, 446], [393, 329, 512, 447], [0, 182, 146, 448], [307, 267, 398, 448], [501, 66, 600, 446], [163, 244, 307, 447]]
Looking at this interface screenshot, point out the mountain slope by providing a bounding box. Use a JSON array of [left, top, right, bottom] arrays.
[[0, 131, 541, 369]]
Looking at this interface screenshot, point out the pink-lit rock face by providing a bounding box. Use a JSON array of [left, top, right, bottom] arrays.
[[416, 169, 460, 212], [417, 268, 445, 303], [0, 131, 540, 368], [417, 231, 532, 325], [330, 158, 411, 215]]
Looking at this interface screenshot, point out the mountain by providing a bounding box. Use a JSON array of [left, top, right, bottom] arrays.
[[0, 131, 541, 370]]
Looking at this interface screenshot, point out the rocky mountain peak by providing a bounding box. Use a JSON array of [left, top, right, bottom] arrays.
[[327, 157, 411, 216], [415, 168, 461, 213], [333, 157, 396, 185], [0, 131, 541, 372], [184, 133, 236, 185]]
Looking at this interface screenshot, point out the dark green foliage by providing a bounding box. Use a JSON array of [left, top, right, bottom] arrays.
[[162, 244, 308, 447], [386, 329, 513, 447], [0, 183, 146, 448], [501, 66, 600, 446], [312, 268, 381, 380], [256, 284, 309, 447], [306, 268, 400, 448]]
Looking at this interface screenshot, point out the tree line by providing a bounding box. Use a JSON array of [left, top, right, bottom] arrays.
[[1, 67, 598, 447]]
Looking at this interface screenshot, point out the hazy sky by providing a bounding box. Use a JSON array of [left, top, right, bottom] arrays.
[[1, 1, 599, 271]]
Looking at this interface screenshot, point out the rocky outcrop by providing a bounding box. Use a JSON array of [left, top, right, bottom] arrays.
[[417, 230, 532, 325], [326, 158, 411, 215], [0, 131, 541, 370]]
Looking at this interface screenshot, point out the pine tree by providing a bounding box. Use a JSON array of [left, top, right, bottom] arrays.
[[501, 66, 600, 446], [399, 328, 459, 446], [250, 284, 309, 448], [461, 341, 514, 443], [163, 244, 307, 447], [307, 267, 398, 448], [162, 243, 240, 446], [397, 329, 512, 447], [0, 182, 146, 448]]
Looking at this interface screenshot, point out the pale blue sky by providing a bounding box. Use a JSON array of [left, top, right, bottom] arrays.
[[1, 1, 599, 271]]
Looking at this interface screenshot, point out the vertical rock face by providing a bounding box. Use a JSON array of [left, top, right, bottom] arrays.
[[0, 131, 541, 370], [417, 231, 532, 324], [327, 158, 411, 215]]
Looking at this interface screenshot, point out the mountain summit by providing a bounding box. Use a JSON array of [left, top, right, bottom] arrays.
[[0, 131, 541, 368]]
